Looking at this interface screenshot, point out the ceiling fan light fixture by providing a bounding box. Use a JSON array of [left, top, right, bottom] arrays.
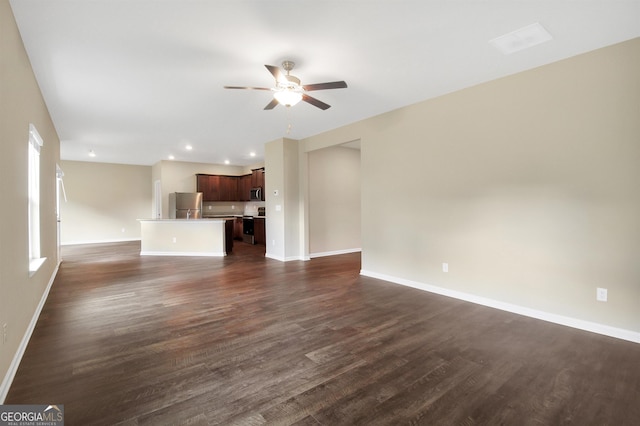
[[273, 89, 303, 107], [225, 60, 346, 110]]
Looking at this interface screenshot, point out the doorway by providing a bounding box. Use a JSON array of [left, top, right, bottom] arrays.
[[307, 140, 361, 257]]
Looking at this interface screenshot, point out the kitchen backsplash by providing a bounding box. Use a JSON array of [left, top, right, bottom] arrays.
[[243, 201, 265, 216], [202, 201, 265, 216]]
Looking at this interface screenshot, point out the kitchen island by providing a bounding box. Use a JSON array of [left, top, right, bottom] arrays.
[[139, 218, 233, 256]]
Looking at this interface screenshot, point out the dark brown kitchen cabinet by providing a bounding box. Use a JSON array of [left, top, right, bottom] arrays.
[[197, 174, 239, 202], [251, 168, 265, 200], [233, 217, 243, 240], [251, 168, 265, 189], [197, 171, 264, 202], [238, 174, 252, 201], [225, 219, 234, 254], [219, 176, 237, 201], [207, 175, 222, 201], [196, 174, 214, 201], [254, 217, 266, 245]]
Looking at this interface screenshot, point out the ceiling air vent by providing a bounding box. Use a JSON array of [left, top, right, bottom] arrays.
[[490, 22, 553, 55]]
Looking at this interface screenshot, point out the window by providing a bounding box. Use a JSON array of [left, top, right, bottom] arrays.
[[29, 123, 46, 273]]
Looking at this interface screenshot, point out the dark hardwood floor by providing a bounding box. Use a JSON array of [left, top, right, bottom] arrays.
[[6, 241, 640, 425]]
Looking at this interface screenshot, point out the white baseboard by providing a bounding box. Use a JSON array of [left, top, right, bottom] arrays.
[[265, 253, 307, 262], [0, 262, 60, 403], [310, 248, 362, 258], [139, 251, 225, 257], [61, 237, 141, 246], [265, 252, 285, 262], [360, 269, 640, 344]]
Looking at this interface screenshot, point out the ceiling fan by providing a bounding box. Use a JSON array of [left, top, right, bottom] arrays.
[[224, 61, 347, 110]]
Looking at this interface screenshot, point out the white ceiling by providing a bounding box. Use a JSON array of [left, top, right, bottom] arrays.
[[10, 1, 640, 167]]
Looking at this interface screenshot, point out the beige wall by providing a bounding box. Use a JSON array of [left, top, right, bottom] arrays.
[[264, 138, 299, 260], [308, 146, 361, 256], [59, 160, 152, 244], [1, 2, 61, 399], [299, 38, 640, 339], [265, 140, 284, 259]]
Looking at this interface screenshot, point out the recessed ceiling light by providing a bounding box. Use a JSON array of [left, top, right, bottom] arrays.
[[250, 151, 256, 157], [224, 160, 230, 165], [168, 154, 175, 160], [490, 22, 553, 55], [88, 150, 96, 157], [185, 144, 193, 151]]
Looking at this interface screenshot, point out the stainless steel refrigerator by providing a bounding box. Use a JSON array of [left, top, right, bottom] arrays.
[[168, 192, 203, 219]]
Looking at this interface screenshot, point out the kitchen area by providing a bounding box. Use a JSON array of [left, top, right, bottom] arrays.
[[140, 167, 266, 257], [199, 167, 266, 246]]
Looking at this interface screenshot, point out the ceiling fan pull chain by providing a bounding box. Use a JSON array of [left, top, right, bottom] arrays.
[[285, 107, 293, 135]]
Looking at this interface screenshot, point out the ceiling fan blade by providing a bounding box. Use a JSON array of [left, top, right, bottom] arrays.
[[265, 64, 286, 83], [224, 86, 272, 91], [264, 98, 279, 110], [303, 81, 348, 91], [302, 94, 331, 110]]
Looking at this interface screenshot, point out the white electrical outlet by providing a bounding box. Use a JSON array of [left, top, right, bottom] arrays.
[[272, 240, 276, 246], [209, 205, 212, 210], [596, 287, 608, 302], [442, 263, 449, 273], [121, 228, 125, 233], [172, 237, 177, 243]]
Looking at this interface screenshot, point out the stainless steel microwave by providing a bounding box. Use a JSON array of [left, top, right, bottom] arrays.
[[250, 187, 262, 201]]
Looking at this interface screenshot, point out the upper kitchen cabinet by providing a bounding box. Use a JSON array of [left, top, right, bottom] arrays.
[[197, 173, 261, 202], [197, 174, 237, 202], [239, 174, 252, 201], [219, 176, 238, 201], [251, 168, 265, 188], [251, 168, 265, 200], [196, 174, 213, 200], [196, 169, 264, 202]]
